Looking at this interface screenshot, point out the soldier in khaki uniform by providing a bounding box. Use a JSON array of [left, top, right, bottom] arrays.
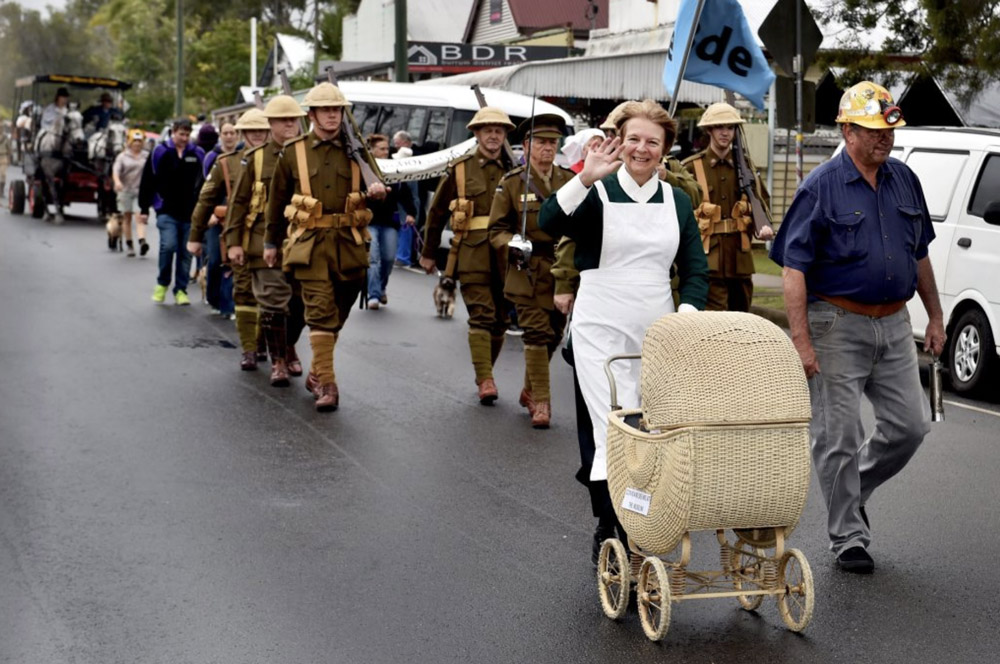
[[226, 97, 308, 386], [187, 109, 268, 371], [682, 102, 773, 311], [419, 107, 515, 405], [265, 83, 386, 411], [488, 114, 574, 429]]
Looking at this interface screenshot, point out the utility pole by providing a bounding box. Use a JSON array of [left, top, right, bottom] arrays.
[[394, 0, 408, 82], [175, 0, 184, 117], [313, 0, 320, 78]]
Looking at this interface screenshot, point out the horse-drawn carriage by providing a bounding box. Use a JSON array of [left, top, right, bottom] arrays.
[[8, 74, 130, 223]]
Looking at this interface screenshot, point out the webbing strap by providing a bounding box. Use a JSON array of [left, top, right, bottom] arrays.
[[693, 158, 711, 204], [294, 141, 311, 197], [254, 149, 264, 187], [456, 160, 466, 199], [219, 154, 232, 201]]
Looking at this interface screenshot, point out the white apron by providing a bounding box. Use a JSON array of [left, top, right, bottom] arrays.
[[571, 178, 680, 482]]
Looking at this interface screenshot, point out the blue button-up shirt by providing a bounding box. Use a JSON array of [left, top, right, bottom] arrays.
[[770, 149, 935, 304]]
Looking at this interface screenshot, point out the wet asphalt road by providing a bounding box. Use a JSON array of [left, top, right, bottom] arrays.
[[1, 200, 999, 664]]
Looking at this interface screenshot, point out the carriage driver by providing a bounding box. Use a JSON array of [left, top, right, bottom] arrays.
[[419, 107, 516, 405], [82, 92, 122, 133], [265, 83, 386, 412]]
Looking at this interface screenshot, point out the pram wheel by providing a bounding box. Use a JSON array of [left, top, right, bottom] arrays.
[[637, 557, 671, 641], [732, 546, 766, 611], [597, 538, 630, 620], [777, 549, 814, 632]]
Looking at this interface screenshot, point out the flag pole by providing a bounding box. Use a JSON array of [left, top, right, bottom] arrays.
[[668, 0, 708, 117]]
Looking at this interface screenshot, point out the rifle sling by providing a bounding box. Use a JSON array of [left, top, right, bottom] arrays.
[[443, 160, 467, 280]]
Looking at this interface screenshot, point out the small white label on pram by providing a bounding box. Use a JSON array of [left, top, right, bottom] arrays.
[[622, 488, 652, 516]]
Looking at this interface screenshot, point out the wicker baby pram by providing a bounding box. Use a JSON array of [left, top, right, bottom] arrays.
[[595, 312, 815, 641]]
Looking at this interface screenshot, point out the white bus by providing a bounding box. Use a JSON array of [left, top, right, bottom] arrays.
[[214, 81, 572, 152]]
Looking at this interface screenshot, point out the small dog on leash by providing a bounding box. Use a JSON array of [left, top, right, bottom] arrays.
[[196, 265, 208, 304], [105, 214, 122, 251], [434, 276, 456, 319]]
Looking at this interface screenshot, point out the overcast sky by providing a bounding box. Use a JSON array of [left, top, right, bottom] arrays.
[[10, 0, 68, 14]]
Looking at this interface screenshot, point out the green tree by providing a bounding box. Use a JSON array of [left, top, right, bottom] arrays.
[[318, 0, 362, 59], [819, 0, 1000, 103]]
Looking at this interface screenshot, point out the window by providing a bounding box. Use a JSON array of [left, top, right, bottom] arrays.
[[905, 150, 968, 221], [406, 107, 428, 143], [377, 105, 411, 141], [425, 109, 449, 151], [968, 153, 1000, 222], [448, 110, 476, 146], [353, 103, 380, 136]]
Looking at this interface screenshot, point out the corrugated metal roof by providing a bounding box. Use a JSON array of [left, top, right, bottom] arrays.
[[420, 49, 727, 104]]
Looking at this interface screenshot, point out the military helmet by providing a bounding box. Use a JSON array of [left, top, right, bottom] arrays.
[[466, 106, 515, 131], [234, 108, 270, 131], [697, 102, 745, 127], [514, 113, 566, 143], [599, 101, 631, 131], [301, 82, 352, 108], [835, 81, 905, 129], [262, 95, 307, 119]]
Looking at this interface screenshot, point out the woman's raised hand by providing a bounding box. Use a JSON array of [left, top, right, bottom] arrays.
[[579, 136, 623, 187]]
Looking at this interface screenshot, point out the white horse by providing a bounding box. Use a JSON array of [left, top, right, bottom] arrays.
[[88, 120, 127, 163], [33, 109, 85, 220]]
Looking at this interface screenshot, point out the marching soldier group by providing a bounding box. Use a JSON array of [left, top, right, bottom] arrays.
[[184, 78, 770, 423]]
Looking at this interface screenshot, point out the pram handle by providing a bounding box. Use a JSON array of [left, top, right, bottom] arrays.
[[604, 353, 642, 410]]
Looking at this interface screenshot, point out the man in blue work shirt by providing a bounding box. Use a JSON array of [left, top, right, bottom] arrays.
[[771, 81, 947, 574], [138, 118, 206, 306]]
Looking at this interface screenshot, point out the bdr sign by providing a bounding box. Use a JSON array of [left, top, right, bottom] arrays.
[[408, 41, 568, 73]]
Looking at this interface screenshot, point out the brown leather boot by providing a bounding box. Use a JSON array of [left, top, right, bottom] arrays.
[[531, 402, 551, 429], [477, 377, 498, 405], [518, 388, 535, 414], [305, 372, 321, 397], [286, 345, 303, 377], [270, 359, 290, 387], [315, 382, 339, 412], [240, 351, 257, 371]]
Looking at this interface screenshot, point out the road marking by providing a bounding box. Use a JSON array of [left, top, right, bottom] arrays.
[[943, 399, 1000, 418]]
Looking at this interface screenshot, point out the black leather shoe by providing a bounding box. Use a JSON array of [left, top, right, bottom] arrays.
[[591, 524, 616, 566], [837, 546, 875, 574]]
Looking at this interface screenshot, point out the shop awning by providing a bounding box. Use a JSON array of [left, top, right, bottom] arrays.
[[418, 49, 728, 105]]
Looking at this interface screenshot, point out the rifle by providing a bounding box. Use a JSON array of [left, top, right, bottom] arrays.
[[325, 67, 384, 191], [470, 84, 517, 168], [731, 126, 773, 237]]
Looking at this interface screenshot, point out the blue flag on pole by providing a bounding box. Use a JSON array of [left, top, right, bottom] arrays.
[[662, 0, 775, 109]]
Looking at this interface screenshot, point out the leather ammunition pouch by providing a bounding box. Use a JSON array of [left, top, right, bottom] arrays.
[[692, 158, 751, 253]]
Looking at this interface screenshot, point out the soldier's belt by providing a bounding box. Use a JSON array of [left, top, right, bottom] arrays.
[[310, 213, 350, 229], [466, 215, 490, 231], [710, 218, 744, 234]]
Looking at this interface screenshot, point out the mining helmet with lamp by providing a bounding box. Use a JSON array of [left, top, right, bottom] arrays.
[[835, 81, 906, 129]]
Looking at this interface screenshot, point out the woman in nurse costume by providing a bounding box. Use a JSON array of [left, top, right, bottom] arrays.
[[539, 99, 709, 558]]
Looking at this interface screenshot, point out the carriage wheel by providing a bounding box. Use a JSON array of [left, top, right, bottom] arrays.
[[637, 557, 671, 641], [596, 538, 630, 620], [29, 180, 46, 219], [732, 546, 765, 611], [9, 181, 26, 215], [777, 549, 814, 632]]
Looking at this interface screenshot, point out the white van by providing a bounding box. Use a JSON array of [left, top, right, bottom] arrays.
[[889, 127, 1000, 394]]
